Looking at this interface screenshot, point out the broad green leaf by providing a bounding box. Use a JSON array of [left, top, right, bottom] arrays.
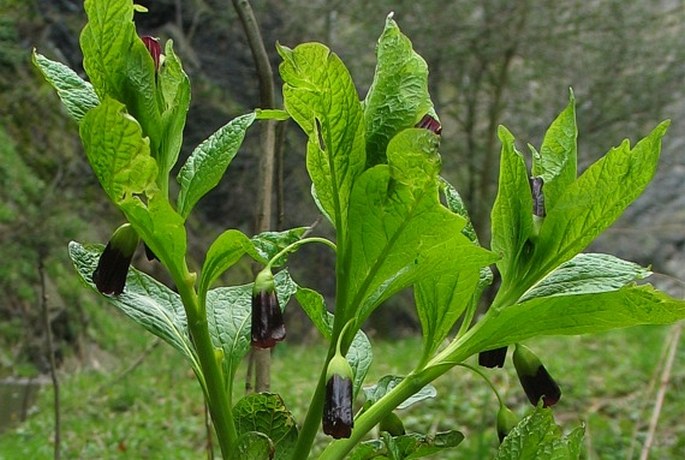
[[176, 112, 256, 218], [346, 129, 494, 322], [67, 241, 200, 376], [80, 0, 162, 149], [535, 121, 669, 277], [520, 253, 650, 302], [348, 430, 464, 460], [79, 97, 158, 204], [495, 407, 583, 460], [157, 39, 191, 177], [414, 268, 480, 361], [531, 91, 577, 211], [364, 14, 434, 167], [32, 51, 100, 122], [206, 271, 297, 380], [490, 126, 533, 282], [231, 431, 273, 460], [363, 375, 436, 410], [199, 229, 252, 301], [233, 393, 298, 460], [294, 286, 373, 395], [278, 42, 365, 228], [248, 227, 310, 267], [461, 284, 685, 356], [119, 193, 188, 279]]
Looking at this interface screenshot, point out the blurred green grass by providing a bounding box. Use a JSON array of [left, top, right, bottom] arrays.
[[1, 312, 683, 459]]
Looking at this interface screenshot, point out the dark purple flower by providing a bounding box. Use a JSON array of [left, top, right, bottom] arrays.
[[529, 176, 546, 218], [93, 223, 139, 296], [513, 344, 561, 407], [251, 268, 286, 349], [323, 354, 354, 439], [141, 35, 162, 71], [415, 113, 442, 135], [479, 346, 508, 368]]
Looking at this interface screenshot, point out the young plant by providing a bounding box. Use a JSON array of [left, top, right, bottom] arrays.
[[34, 1, 685, 458]]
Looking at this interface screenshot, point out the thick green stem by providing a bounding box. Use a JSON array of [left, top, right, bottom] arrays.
[[176, 268, 237, 458]]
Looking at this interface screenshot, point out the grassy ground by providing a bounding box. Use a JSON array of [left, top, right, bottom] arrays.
[[1, 309, 683, 459]]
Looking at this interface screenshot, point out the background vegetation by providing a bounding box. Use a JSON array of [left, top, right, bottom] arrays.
[[1, 0, 684, 457]]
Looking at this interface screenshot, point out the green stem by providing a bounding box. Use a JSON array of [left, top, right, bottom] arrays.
[[266, 236, 336, 270], [455, 363, 505, 407], [176, 265, 238, 458]]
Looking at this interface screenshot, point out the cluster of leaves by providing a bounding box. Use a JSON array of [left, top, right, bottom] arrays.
[[33, 0, 685, 459]]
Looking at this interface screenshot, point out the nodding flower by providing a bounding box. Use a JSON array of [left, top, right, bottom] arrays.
[[141, 35, 162, 71], [478, 346, 508, 368], [496, 404, 519, 443], [250, 268, 286, 349], [529, 176, 546, 218], [323, 353, 354, 439], [93, 223, 139, 296], [513, 344, 561, 407], [415, 113, 442, 135]]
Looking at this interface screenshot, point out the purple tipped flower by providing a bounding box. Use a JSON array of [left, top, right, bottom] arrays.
[[251, 268, 286, 349], [415, 113, 442, 135], [513, 344, 561, 407], [93, 223, 139, 296], [141, 35, 162, 71], [479, 346, 508, 368], [323, 355, 354, 439]]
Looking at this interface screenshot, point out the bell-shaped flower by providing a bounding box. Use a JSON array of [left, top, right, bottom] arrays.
[[415, 113, 442, 135], [323, 353, 354, 439], [513, 344, 561, 407], [251, 268, 286, 348], [93, 223, 139, 296], [478, 346, 508, 368]]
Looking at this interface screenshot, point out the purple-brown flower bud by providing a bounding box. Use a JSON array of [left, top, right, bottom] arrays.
[[496, 404, 518, 443], [251, 268, 286, 348], [415, 113, 442, 135], [513, 344, 561, 407], [478, 346, 508, 368], [141, 35, 162, 71], [93, 223, 139, 296], [323, 354, 354, 439], [529, 176, 546, 218]]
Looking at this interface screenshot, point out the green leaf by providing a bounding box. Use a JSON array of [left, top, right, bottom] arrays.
[[32, 51, 100, 122], [535, 121, 669, 277], [157, 39, 191, 177], [495, 407, 583, 460], [248, 227, 310, 267], [117, 192, 187, 280], [440, 177, 478, 243], [531, 91, 577, 211], [520, 253, 650, 302], [346, 129, 494, 322], [363, 375, 436, 411], [206, 271, 297, 380], [67, 241, 200, 375], [348, 430, 464, 460], [80, 0, 162, 149], [462, 284, 685, 355], [294, 286, 373, 395], [231, 431, 274, 460], [415, 268, 480, 360], [490, 126, 533, 282], [278, 42, 365, 228], [79, 97, 158, 204], [233, 393, 298, 460], [176, 112, 256, 218], [364, 14, 434, 167], [199, 229, 252, 300]]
